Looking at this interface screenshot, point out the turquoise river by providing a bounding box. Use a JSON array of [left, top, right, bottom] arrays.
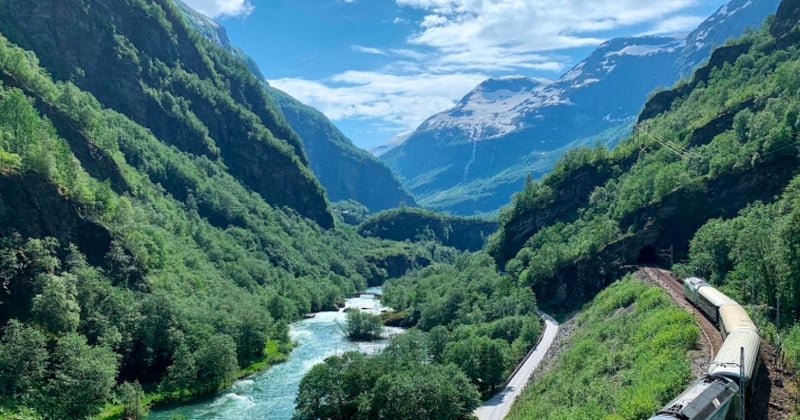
[[149, 288, 400, 419]]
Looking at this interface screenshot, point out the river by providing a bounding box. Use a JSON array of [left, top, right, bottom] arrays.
[[149, 287, 400, 420]]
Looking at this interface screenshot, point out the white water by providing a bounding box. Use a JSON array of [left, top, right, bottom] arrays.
[[149, 288, 400, 420]]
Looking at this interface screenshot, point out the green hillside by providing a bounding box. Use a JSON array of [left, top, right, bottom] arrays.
[[490, 6, 800, 316], [508, 278, 698, 420], [0, 0, 333, 228], [0, 2, 453, 417], [357, 207, 497, 252]]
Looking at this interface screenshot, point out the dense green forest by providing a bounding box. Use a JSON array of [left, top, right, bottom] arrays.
[[295, 252, 541, 419], [357, 207, 497, 251], [0, 2, 457, 417]]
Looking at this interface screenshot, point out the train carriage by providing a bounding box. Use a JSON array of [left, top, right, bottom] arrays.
[[651, 376, 739, 420], [708, 328, 761, 385], [718, 304, 756, 338], [695, 285, 735, 325], [651, 277, 761, 420]]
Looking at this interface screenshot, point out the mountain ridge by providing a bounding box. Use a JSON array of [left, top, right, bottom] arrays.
[[175, 0, 416, 212], [381, 0, 781, 215]]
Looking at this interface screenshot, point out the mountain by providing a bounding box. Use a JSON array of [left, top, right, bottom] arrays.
[[488, 0, 800, 306], [0, 0, 450, 417], [175, 0, 415, 212], [381, 0, 781, 215], [0, 0, 335, 228], [265, 86, 416, 211]]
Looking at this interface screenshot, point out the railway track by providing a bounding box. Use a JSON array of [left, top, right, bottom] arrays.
[[638, 267, 794, 420], [638, 267, 723, 359]]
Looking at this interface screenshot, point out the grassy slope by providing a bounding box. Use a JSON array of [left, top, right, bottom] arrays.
[[508, 277, 698, 420]]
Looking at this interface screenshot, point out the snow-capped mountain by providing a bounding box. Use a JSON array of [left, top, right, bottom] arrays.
[[381, 0, 780, 215]]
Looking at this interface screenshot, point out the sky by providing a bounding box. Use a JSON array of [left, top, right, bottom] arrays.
[[183, 0, 729, 150]]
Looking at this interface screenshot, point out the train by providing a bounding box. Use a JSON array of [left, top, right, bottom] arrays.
[[650, 277, 761, 420]]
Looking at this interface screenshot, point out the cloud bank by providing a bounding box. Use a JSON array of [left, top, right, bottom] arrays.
[[181, 0, 253, 18]]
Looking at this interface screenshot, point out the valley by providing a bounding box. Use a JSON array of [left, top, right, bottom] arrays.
[[0, 0, 800, 419]]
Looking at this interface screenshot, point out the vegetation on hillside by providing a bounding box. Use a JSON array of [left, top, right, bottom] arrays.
[[0, 17, 458, 420], [294, 252, 541, 418], [491, 12, 800, 316], [508, 278, 699, 420], [358, 207, 497, 252]]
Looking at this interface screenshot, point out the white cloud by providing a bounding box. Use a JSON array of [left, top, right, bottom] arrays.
[[352, 45, 387, 55], [269, 71, 487, 131], [181, 0, 253, 18], [268, 0, 719, 146], [397, 0, 704, 67]]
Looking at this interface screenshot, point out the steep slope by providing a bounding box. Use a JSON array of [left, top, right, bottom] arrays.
[[488, 3, 800, 312], [175, 0, 416, 211], [0, 2, 455, 418], [0, 0, 334, 228], [382, 0, 780, 215], [357, 207, 497, 252], [266, 86, 416, 211]]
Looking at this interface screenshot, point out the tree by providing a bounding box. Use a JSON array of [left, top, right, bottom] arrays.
[[161, 343, 197, 394], [444, 335, 509, 395], [294, 354, 352, 420], [366, 364, 480, 420], [0, 320, 47, 399], [194, 334, 238, 393], [44, 333, 118, 419], [31, 273, 80, 335], [345, 309, 383, 341], [119, 381, 149, 419]]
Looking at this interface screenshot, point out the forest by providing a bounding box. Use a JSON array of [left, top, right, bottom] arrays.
[[0, 2, 457, 417], [1, 0, 800, 418]]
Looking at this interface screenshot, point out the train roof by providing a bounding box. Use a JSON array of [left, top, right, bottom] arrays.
[[709, 328, 760, 382], [683, 277, 706, 290], [652, 377, 738, 420], [697, 285, 736, 307], [719, 304, 756, 334]]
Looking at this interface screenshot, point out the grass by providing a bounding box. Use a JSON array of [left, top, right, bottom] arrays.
[[507, 276, 699, 420]]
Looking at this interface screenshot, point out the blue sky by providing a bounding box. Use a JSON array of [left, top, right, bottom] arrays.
[[183, 0, 729, 150]]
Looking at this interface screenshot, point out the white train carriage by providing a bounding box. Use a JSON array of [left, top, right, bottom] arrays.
[[718, 304, 757, 338], [708, 327, 760, 385], [686, 280, 736, 325]]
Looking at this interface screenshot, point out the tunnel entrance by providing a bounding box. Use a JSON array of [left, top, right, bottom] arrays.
[[637, 245, 659, 265]]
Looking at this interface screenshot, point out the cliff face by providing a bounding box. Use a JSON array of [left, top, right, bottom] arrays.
[[0, 174, 113, 267], [491, 0, 800, 308], [267, 86, 416, 212], [0, 0, 333, 228]]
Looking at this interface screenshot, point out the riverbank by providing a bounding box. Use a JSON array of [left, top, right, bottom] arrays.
[[144, 289, 399, 419], [95, 339, 293, 419]]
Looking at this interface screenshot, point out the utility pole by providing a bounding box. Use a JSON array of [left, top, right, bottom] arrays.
[[740, 347, 746, 420]]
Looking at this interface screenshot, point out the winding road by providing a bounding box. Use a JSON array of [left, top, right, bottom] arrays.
[[475, 311, 560, 420]]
